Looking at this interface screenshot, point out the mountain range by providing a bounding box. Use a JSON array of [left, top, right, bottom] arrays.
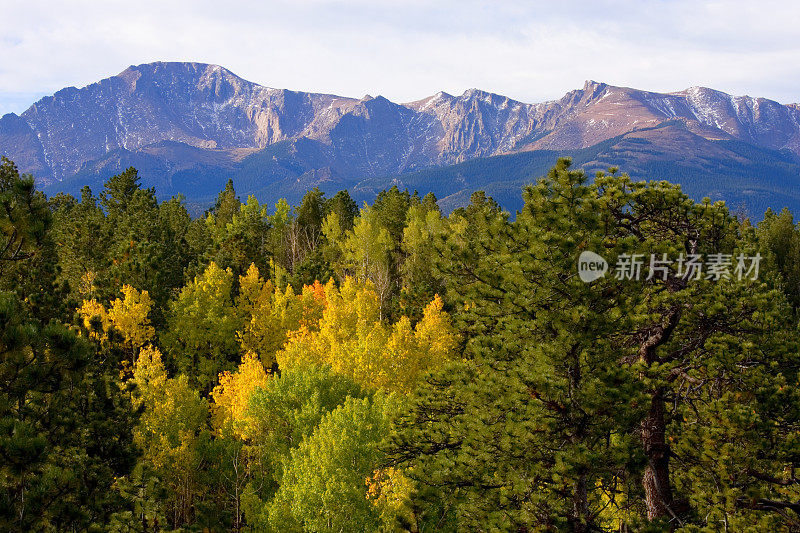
[[1, 61, 800, 216]]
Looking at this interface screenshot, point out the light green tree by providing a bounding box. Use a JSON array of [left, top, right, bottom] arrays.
[[399, 202, 447, 320], [240, 364, 368, 530], [131, 345, 211, 528], [164, 262, 242, 390], [268, 393, 403, 532], [341, 206, 394, 315]]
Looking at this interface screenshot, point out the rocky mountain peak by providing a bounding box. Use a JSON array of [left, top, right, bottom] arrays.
[[1, 62, 799, 189], [581, 79, 608, 95]]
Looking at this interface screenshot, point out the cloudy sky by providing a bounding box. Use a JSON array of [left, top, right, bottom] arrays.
[[1, 0, 799, 115]]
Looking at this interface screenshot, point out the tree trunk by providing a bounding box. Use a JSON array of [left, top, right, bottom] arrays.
[[636, 306, 681, 522], [572, 472, 589, 533], [568, 345, 590, 532], [641, 389, 673, 521]]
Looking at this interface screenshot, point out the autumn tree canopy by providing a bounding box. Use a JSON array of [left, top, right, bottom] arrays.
[[3, 157, 800, 531]]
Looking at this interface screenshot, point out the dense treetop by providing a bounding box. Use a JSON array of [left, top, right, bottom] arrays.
[[2, 156, 800, 531]]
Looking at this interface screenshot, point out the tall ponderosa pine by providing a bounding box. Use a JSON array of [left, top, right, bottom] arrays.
[[757, 207, 800, 311], [0, 158, 137, 530], [388, 159, 799, 530], [51, 168, 195, 326]]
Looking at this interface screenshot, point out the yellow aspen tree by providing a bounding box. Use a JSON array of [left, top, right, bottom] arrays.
[[131, 345, 210, 528], [77, 284, 155, 352], [236, 263, 273, 320], [132, 344, 168, 399], [236, 264, 281, 363], [77, 298, 110, 340], [365, 466, 416, 528], [236, 263, 326, 370], [381, 317, 417, 392], [210, 351, 270, 439], [413, 295, 457, 365], [108, 284, 155, 349], [277, 278, 457, 392]]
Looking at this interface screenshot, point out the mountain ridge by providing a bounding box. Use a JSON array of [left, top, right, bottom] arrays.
[[1, 61, 799, 216]]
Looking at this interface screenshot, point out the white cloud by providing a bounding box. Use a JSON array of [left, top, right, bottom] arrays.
[[1, 0, 799, 115]]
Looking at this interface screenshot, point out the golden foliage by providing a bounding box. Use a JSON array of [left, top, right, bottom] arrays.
[[211, 351, 270, 438], [77, 298, 110, 339], [236, 263, 326, 369], [365, 466, 414, 515], [277, 277, 457, 392], [77, 284, 154, 349], [108, 285, 155, 348], [78, 270, 97, 296]]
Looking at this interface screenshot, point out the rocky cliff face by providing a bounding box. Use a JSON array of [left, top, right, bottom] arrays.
[[2, 63, 365, 182], [2, 62, 800, 188]]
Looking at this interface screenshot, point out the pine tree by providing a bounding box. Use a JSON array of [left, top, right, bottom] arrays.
[[388, 159, 800, 529], [0, 158, 137, 530]]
